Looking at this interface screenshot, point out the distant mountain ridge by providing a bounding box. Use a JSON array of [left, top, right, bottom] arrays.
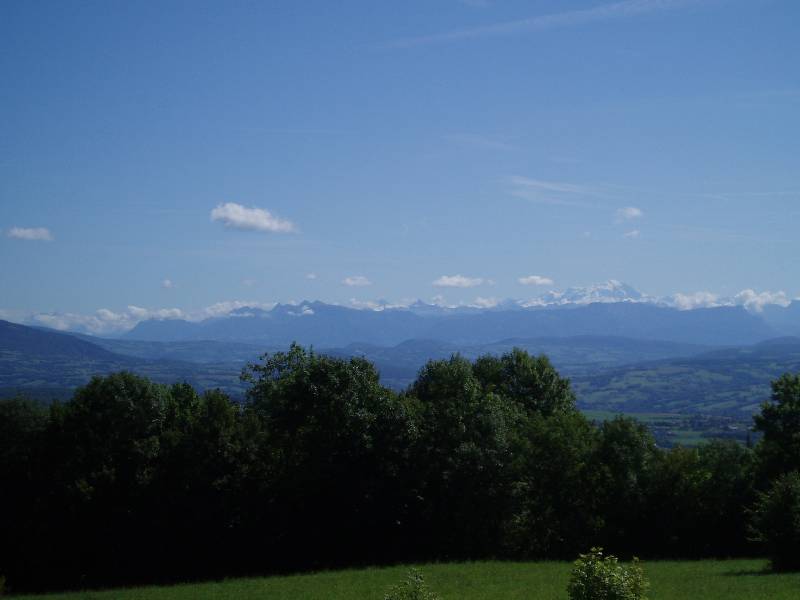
[[123, 299, 779, 347], [20, 280, 798, 337]]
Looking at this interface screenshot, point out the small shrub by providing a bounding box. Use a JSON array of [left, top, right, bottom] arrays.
[[749, 471, 800, 571], [384, 568, 441, 600], [567, 548, 648, 600], [0, 574, 5, 596]]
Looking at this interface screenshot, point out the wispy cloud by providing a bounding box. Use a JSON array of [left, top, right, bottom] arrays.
[[444, 133, 514, 151], [211, 202, 295, 233], [616, 206, 644, 221], [624, 229, 641, 239], [518, 275, 554, 286], [343, 275, 372, 287], [27, 300, 279, 335], [509, 176, 596, 206], [433, 274, 485, 288], [389, 0, 701, 48], [7, 227, 53, 241], [161, 279, 175, 289]]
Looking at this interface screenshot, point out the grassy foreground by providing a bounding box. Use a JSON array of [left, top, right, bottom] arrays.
[[9, 560, 800, 600]]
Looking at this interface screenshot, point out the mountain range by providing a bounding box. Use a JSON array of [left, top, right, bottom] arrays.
[[4, 280, 800, 415], [120, 298, 794, 347]]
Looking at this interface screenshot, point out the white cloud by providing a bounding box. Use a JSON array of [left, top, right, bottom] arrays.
[[616, 206, 644, 221], [733, 289, 790, 313], [433, 274, 485, 288], [624, 229, 641, 239], [471, 296, 501, 308], [348, 298, 382, 310], [26, 300, 283, 335], [666, 292, 721, 311], [8, 227, 53, 241], [285, 305, 315, 317], [199, 300, 276, 319], [509, 176, 595, 206], [343, 275, 372, 287], [30, 305, 186, 335], [389, 0, 698, 47], [509, 176, 591, 195], [161, 279, 175, 289], [210, 202, 295, 233], [518, 275, 554, 286], [305, 273, 318, 280], [126, 306, 185, 321], [663, 289, 791, 312]]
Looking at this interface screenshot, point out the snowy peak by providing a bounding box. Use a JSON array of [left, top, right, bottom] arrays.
[[524, 280, 647, 307]]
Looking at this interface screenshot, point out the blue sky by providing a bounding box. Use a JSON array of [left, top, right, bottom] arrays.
[[1, 0, 799, 331]]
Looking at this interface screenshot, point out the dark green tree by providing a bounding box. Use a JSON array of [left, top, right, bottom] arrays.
[[754, 373, 800, 480], [749, 471, 800, 571], [473, 348, 576, 416], [592, 416, 658, 554], [408, 354, 521, 557], [502, 410, 599, 558], [0, 397, 49, 592], [242, 344, 415, 566]]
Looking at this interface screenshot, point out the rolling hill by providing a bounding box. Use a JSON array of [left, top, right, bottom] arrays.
[[573, 337, 800, 415]]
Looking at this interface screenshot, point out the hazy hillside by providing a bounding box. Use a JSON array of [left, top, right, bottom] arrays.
[[327, 336, 711, 389], [1, 319, 121, 361], [574, 337, 800, 415], [761, 301, 800, 336], [71, 334, 271, 364], [0, 320, 246, 400]]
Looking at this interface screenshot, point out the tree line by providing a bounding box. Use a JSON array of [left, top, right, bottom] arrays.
[[1, 345, 799, 593]]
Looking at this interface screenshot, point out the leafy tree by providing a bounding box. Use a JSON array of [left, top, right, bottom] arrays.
[[749, 471, 800, 571], [408, 354, 520, 557], [692, 441, 755, 555], [42, 373, 177, 585], [502, 410, 599, 558], [473, 348, 576, 416], [754, 373, 800, 480], [592, 417, 658, 554], [242, 344, 415, 566], [150, 387, 245, 577], [0, 397, 49, 593]]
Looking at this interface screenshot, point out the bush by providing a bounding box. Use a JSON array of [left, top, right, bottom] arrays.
[[384, 568, 440, 600], [567, 548, 648, 600], [749, 471, 800, 571]]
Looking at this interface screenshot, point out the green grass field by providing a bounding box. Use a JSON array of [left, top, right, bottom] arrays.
[[9, 560, 800, 600]]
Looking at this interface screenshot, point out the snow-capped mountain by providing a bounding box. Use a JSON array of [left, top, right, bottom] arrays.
[[522, 279, 648, 307]]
